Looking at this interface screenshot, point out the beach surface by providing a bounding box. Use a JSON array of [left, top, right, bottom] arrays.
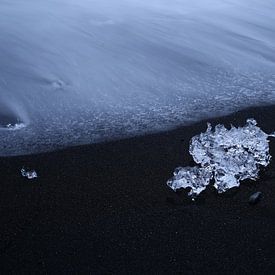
[[1, 105, 275, 274]]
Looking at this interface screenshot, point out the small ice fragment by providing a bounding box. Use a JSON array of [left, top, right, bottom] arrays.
[[249, 191, 262, 205], [21, 168, 38, 179], [167, 119, 275, 197], [167, 166, 212, 197]]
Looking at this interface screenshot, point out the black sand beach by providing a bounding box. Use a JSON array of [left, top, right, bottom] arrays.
[[1, 105, 275, 274]]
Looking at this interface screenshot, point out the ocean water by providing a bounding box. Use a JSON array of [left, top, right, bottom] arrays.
[[0, 0, 275, 156]]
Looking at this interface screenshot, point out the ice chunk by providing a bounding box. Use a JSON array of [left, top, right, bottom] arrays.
[[167, 119, 274, 197], [190, 119, 272, 192], [21, 168, 38, 179], [167, 166, 213, 197]]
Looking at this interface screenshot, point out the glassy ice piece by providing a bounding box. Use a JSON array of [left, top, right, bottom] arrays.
[[189, 118, 273, 193], [167, 118, 274, 197], [167, 166, 212, 197], [21, 168, 38, 179]]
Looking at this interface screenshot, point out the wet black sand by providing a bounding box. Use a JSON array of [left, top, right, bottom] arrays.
[[1, 105, 275, 274]]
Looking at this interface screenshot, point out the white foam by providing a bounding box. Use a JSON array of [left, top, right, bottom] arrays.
[[6, 123, 26, 131]]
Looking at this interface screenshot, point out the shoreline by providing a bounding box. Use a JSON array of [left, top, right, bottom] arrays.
[[1, 103, 275, 157], [1, 104, 275, 273]]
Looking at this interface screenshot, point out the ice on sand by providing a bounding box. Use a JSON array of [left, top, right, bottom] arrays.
[[167, 119, 274, 197], [21, 168, 38, 179]]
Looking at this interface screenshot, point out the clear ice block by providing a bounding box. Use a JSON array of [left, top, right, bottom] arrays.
[[167, 119, 274, 197], [21, 168, 38, 180]]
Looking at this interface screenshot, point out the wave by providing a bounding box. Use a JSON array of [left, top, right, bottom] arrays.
[[0, 0, 275, 156]]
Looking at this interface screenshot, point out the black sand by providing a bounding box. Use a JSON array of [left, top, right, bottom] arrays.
[[1, 105, 275, 274]]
